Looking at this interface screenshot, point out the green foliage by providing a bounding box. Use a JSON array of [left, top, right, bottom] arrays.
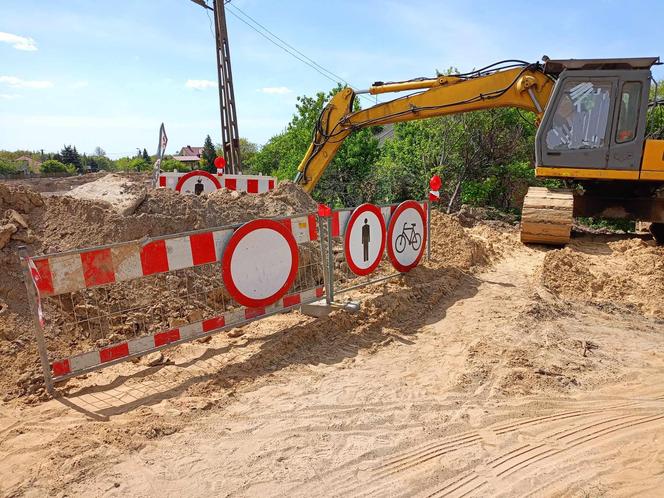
[[161, 157, 190, 172], [115, 157, 151, 172], [201, 135, 216, 173], [0, 158, 17, 175], [41, 159, 75, 174], [250, 86, 382, 206], [59, 145, 82, 172], [142, 148, 150, 162], [578, 217, 635, 232]]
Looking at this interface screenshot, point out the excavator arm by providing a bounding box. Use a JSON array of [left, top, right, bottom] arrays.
[[294, 62, 555, 192]]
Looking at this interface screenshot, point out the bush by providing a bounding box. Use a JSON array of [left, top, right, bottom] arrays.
[[161, 158, 191, 172], [41, 159, 75, 174], [0, 158, 17, 175]]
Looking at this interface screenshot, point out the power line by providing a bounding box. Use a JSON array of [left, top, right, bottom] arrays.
[[224, 3, 376, 105]]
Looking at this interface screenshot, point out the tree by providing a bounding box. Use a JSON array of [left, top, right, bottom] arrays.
[[60, 145, 82, 172], [239, 138, 258, 169], [93, 146, 106, 157], [250, 86, 382, 206], [201, 135, 216, 173], [41, 159, 75, 174], [142, 148, 150, 162], [0, 158, 17, 175]]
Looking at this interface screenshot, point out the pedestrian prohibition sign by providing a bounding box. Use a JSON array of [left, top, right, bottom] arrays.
[[387, 200, 426, 272], [222, 219, 299, 307], [344, 203, 386, 276], [175, 170, 222, 195]]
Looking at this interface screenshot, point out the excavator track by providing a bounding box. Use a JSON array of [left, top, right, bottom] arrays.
[[520, 187, 574, 245]]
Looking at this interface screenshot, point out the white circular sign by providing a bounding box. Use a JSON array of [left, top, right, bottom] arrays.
[[387, 201, 426, 272], [222, 219, 298, 307], [344, 204, 386, 276], [175, 170, 221, 195]]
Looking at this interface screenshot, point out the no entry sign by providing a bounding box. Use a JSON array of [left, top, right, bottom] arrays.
[[175, 170, 222, 195], [222, 219, 299, 307], [344, 203, 386, 276], [387, 200, 426, 272]]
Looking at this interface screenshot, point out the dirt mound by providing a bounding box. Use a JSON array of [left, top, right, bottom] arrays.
[[539, 236, 664, 316], [0, 179, 317, 401]]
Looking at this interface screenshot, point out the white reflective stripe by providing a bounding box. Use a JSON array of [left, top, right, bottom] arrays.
[[300, 288, 317, 302], [224, 308, 245, 326], [180, 321, 204, 340], [165, 236, 193, 271], [265, 302, 282, 314], [69, 350, 100, 372], [291, 216, 310, 244], [337, 210, 351, 237], [235, 178, 247, 192], [257, 180, 270, 193], [381, 206, 392, 226], [50, 253, 85, 295], [212, 228, 233, 260], [128, 335, 155, 355], [111, 243, 142, 282]]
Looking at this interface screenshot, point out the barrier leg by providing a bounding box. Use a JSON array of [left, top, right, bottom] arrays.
[[426, 200, 431, 261], [326, 215, 335, 304], [18, 246, 55, 396]]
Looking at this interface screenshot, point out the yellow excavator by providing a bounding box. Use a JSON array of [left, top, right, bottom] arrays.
[[294, 57, 664, 244]]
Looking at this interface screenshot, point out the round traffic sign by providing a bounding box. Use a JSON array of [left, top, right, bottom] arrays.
[[387, 200, 426, 272], [222, 219, 299, 307], [175, 170, 222, 195], [343, 203, 386, 276]]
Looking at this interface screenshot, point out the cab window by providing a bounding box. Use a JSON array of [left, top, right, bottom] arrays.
[[545, 80, 612, 151], [615, 82, 641, 143]]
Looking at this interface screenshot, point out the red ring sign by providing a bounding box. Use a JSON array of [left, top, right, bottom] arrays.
[[222, 219, 299, 307], [343, 203, 386, 276], [387, 200, 426, 273], [175, 170, 222, 195]]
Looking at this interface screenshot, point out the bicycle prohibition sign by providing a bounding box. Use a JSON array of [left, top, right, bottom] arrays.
[[387, 200, 427, 273]]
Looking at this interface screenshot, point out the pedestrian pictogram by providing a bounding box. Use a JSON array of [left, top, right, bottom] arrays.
[[222, 219, 299, 307], [343, 203, 386, 276], [387, 200, 426, 272]]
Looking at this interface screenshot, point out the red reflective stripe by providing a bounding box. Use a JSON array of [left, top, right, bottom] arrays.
[[99, 343, 129, 363], [308, 214, 317, 240], [202, 316, 225, 332], [247, 179, 258, 193], [225, 178, 237, 191], [80, 248, 115, 287], [245, 307, 265, 320], [316, 286, 324, 298], [283, 293, 301, 307], [279, 218, 292, 233], [390, 205, 397, 214], [51, 359, 71, 377], [189, 232, 216, 265], [154, 329, 180, 347], [159, 176, 166, 187], [268, 179, 275, 190], [140, 240, 169, 275], [32, 258, 54, 295], [332, 212, 340, 237]]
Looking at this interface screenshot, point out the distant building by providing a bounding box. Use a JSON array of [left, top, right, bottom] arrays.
[[15, 156, 42, 174], [172, 145, 203, 169]]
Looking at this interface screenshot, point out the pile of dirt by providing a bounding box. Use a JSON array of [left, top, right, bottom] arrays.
[[0, 179, 317, 401], [538, 236, 664, 317]]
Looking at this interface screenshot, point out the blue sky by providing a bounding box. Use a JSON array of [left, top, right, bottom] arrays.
[[1, 0, 662, 158]]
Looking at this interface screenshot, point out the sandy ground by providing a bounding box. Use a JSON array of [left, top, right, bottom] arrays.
[[2, 229, 664, 497]]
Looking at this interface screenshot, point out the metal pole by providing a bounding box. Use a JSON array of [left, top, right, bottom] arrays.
[[317, 214, 331, 304], [326, 215, 335, 304], [18, 247, 55, 395], [212, 0, 242, 174], [426, 200, 431, 261]]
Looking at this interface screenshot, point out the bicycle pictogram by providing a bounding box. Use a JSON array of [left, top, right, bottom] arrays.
[[395, 222, 421, 253]]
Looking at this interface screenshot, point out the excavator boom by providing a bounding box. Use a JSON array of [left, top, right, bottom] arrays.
[[295, 63, 555, 192]]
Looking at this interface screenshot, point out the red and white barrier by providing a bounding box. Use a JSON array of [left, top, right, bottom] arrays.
[[158, 170, 276, 195]]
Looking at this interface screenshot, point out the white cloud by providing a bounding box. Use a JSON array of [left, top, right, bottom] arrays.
[[185, 79, 217, 90], [71, 80, 89, 89], [259, 86, 292, 95], [0, 94, 20, 100], [0, 32, 37, 51], [0, 75, 53, 89]]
